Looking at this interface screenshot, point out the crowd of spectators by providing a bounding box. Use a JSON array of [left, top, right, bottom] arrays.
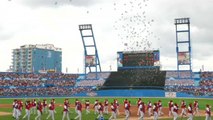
[[76, 79, 105, 87], [0, 72, 79, 80], [0, 72, 96, 97], [0, 87, 92, 97], [45, 80, 75, 87], [0, 80, 43, 87], [199, 80, 213, 87], [85, 72, 111, 79], [165, 71, 213, 96], [165, 86, 213, 96], [200, 71, 213, 78], [0, 80, 76, 87], [165, 79, 194, 86], [166, 71, 192, 78]]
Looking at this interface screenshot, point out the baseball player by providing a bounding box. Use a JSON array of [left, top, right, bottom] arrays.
[[15, 100, 23, 120], [180, 100, 187, 117], [138, 102, 145, 120], [35, 101, 43, 120], [104, 99, 109, 114], [22, 100, 31, 120], [124, 100, 131, 120], [31, 99, 37, 114], [168, 100, 174, 116], [114, 99, 120, 115], [74, 101, 82, 120], [193, 100, 199, 116], [109, 102, 117, 120], [43, 99, 48, 114], [153, 103, 159, 120], [12, 99, 17, 118], [75, 99, 79, 113], [97, 102, 104, 119], [205, 104, 211, 120], [187, 103, 193, 120], [137, 98, 142, 116], [157, 100, 164, 116], [46, 99, 55, 120], [147, 100, 152, 117], [62, 99, 70, 120], [85, 100, 90, 114], [172, 103, 178, 120], [52, 99, 57, 113], [94, 99, 99, 115]]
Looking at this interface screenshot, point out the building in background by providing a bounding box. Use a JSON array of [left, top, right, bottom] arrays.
[[12, 44, 62, 73]]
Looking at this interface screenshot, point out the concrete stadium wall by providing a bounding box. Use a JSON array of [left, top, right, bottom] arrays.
[[75, 89, 165, 97]]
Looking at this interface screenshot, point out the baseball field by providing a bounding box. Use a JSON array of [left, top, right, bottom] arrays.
[[0, 97, 212, 120]]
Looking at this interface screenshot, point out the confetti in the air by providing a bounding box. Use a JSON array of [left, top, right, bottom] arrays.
[[113, 0, 160, 52]]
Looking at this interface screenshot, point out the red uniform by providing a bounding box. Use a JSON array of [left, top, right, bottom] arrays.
[[124, 102, 130, 110], [181, 101, 186, 108], [141, 102, 145, 113], [147, 101, 152, 110], [49, 102, 55, 110], [98, 103, 104, 112], [63, 103, 69, 112], [193, 101, 199, 110], [13, 99, 17, 108], [173, 104, 178, 113], [18, 100, 23, 111], [124, 99, 128, 104], [153, 104, 158, 113], [43, 99, 47, 107], [104, 100, 108, 106], [114, 99, 119, 107], [157, 101, 162, 108], [25, 101, 31, 110], [85, 101, 90, 109], [33, 100, 36, 107], [206, 105, 211, 116], [188, 105, 193, 114], [37, 102, 43, 114], [111, 104, 117, 112], [77, 102, 82, 112], [169, 101, 173, 111], [137, 99, 142, 107]]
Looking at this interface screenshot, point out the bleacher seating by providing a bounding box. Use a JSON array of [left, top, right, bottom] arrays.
[[103, 68, 166, 88]]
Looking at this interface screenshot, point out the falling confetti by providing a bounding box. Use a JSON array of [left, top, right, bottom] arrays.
[[113, 0, 160, 52]]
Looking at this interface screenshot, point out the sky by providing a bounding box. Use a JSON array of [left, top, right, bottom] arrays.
[[0, 0, 213, 73]]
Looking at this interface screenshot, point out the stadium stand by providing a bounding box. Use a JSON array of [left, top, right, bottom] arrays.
[[0, 70, 213, 97], [76, 72, 110, 87], [0, 72, 79, 80], [102, 68, 166, 88], [0, 87, 92, 97], [166, 71, 192, 79], [165, 79, 194, 86], [0, 72, 81, 97]]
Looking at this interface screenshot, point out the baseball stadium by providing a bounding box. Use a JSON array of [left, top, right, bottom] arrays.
[[0, 1, 213, 120], [0, 20, 212, 120]]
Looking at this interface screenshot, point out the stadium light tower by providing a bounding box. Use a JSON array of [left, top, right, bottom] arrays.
[[175, 18, 192, 78], [79, 24, 102, 79]]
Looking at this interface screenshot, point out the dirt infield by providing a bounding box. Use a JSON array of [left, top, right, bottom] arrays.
[[0, 112, 11, 116], [0, 103, 206, 119]]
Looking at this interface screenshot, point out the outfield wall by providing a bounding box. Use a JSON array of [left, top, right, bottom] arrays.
[[0, 89, 212, 98], [75, 89, 213, 98]]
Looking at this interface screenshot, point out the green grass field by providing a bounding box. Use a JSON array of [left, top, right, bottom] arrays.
[[0, 97, 212, 120]]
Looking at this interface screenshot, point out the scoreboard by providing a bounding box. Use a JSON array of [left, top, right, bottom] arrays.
[[117, 50, 160, 67]]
